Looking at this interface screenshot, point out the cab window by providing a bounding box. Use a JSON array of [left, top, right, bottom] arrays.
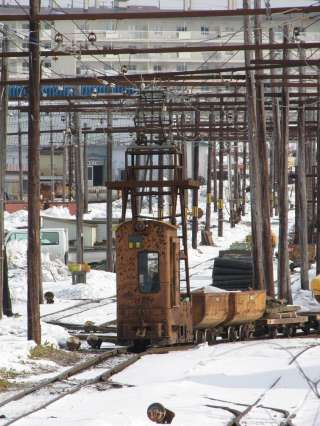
[[138, 251, 160, 293]]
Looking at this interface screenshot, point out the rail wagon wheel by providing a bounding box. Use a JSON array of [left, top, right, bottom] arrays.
[[302, 323, 311, 335], [239, 325, 244, 341], [283, 326, 294, 337], [240, 324, 251, 341], [268, 326, 277, 339], [195, 330, 205, 344], [207, 330, 217, 346], [227, 326, 237, 342]]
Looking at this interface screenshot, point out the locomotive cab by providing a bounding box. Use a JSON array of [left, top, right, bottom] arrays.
[[116, 219, 193, 347]]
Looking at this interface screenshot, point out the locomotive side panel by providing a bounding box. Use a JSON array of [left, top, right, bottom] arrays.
[[116, 220, 193, 346]]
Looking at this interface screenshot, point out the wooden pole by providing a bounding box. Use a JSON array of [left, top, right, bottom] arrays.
[[73, 105, 84, 265], [218, 102, 224, 237], [83, 129, 88, 213], [278, 24, 291, 302], [27, 0, 41, 343], [0, 25, 8, 319], [297, 103, 309, 289], [241, 133, 247, 216], [269, 27, 278, 216], [254, 0, 274, 297], [296, 48, 309, 290], [317, 67, 320, 275], [233, 108, 240, 220], [212, 112, 218, 213], [243, 0, 264, 290], [180, 113, 189, 210], [191, 109, 200, 249], [18, 104, 23, 200], [62, 129, 68, 203], [106, 110, 113, 272], [50, 112, 54, 202], [205, 111, 213, 233]]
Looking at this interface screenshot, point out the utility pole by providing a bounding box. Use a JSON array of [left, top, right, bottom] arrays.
[[218, 102, 224, 237], [106, 110, 113, 272], [278, 24, 291, 302], [83, 126, 88, 213], [317, 67, 320, 275], [243, 0, 264, 291], [269, 27, 280, 217], [18, 106, 23, 200], [254, 0, 274, 297], [50, 112, 54, 202], [297, 48, 309, 290], [191, 109, 200, 249], [212, 111, 217, 213], [62, 127, 68, 203], [205, 110, 213, 234], [28, 0, 41, 343], [0, 25, 8, 320], [73, 103, 84, 266]]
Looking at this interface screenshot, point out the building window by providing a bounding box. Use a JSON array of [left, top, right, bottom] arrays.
[[138, 251, 160, 293], [200, 63, 209, 70], [153, 64, 162, 72], [201, 25, 209, 35], [106, 22, 116, 31], [128, 64, 137, 71], [177, 25, 187, 32], [176, 63, 187, 72], [43, 41, 51, 50], [22, 23, 29, 30], [43, 22, 51, 30]]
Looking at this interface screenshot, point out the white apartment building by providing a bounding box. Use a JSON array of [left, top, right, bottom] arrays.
[[2, 3, 320, 79]]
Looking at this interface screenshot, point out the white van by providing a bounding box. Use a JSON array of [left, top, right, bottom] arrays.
[[5, 228, 69, 264]]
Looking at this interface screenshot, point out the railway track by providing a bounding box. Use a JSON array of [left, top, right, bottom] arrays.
[[0, 347, 136, 426], [0, 343, 196, 425], [41, 296, 117, 325], [205, 341, 320, 425]]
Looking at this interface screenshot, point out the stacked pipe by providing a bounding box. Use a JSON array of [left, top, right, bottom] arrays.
[[212, 250, 253, 291]]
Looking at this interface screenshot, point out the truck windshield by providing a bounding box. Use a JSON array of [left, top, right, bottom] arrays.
[[41, 232, 59, 245], [7, 231, 59, 246], [138, 251, 160, 293]]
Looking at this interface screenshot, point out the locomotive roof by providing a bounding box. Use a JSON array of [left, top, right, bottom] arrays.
[[116, 219, 178, 231]]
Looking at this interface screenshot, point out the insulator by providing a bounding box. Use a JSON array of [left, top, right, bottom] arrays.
[[121, 65, 128, 74], [54, 32, 63, 45], [87, 31, 97, 43]]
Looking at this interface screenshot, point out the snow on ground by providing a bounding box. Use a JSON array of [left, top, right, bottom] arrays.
[[4, 209, 28, 230], [0, 232, 116, 383], [2, 195, 320, 424], [14, 338, 320, 425]]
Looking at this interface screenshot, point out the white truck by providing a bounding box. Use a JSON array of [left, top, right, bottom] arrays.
[[5, 228, 69, 264]]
